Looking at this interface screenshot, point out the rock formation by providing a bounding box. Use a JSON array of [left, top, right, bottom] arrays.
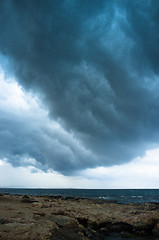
[[0, 194, 159, 239]]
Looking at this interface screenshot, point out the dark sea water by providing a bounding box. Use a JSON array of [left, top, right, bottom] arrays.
[[1, 188, 159, 204]]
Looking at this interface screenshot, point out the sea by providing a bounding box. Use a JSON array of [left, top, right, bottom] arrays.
[[1, 188, 159, 240], [0, 188, 159, 204]]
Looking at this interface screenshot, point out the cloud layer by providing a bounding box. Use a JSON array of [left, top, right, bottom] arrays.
[[0, 71, 95, 174], [1, 148, 159, 188], [0, 0, 159, 174]]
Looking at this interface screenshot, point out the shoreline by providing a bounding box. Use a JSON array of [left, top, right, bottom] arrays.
[[1, 194, 159, 239], [1, 188, 159, 205]]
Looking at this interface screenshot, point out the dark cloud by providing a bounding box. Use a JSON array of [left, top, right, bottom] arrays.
[[0, 0, 159, 174], [0, 101, 96, 175]]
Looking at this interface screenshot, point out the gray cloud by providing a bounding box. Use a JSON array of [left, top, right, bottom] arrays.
[[0, 96, 96, 175], [0, 0, 159, 174]]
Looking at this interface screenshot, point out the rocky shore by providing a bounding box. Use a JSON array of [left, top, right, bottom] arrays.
[[0, 194, 159, 239]]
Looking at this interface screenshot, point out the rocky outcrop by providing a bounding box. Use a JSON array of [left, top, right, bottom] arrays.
[[0, 194, 159, 239]]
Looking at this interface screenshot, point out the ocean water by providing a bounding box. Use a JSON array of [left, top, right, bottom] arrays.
[[0, 188, 159, 204]]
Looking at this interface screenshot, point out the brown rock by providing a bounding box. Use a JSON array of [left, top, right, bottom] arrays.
[[48, 215, 72, 226], [50, 218, 87, 240], [1, 194, 159, 239]]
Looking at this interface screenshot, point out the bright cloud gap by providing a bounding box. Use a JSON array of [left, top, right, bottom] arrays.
[[1, 148, 159, 188]]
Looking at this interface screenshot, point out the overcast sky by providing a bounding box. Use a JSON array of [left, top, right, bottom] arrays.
[[0, 0, 159, 188]]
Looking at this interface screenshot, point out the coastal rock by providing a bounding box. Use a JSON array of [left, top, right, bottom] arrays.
[[0, 194, 159, 239], [0, 221, 58, 240], [120, 231, 134, 238], [49, 215, 73, 226], [0, 217, 6, 224], [42, 203, 52, 208], [32, 202, 43, 208], [33, 211, 45, 220], [50, 218, 88, 240], [21, 197, 38, 204]]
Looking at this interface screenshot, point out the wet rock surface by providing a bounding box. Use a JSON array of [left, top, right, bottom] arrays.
[[0, 194, 159, 239]]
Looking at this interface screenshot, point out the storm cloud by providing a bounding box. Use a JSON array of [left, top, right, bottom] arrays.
[[0, 0, 159, 174]]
